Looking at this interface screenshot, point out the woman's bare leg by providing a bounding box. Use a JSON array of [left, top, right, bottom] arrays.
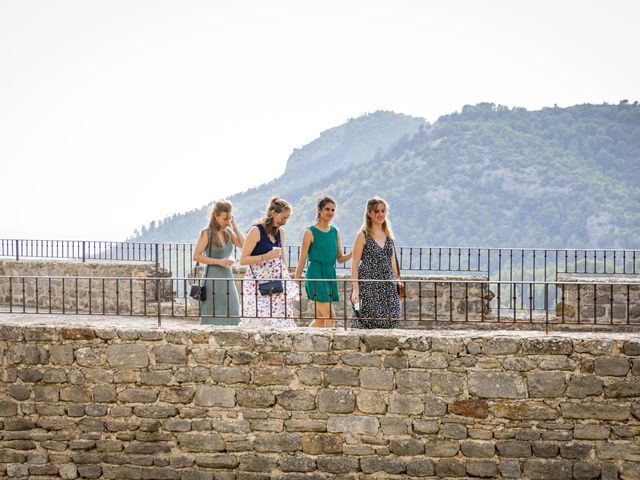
[[309, 302, 335, 328]]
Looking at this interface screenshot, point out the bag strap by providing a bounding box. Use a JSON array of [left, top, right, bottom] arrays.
[[249, 254, 282, 280], [194, 229, 214, 280], [392, 240, 401, 280]]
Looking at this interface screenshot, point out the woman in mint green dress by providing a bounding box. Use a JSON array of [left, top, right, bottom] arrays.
[[193, 200, 245, 325], [295, 196, 352, 328]]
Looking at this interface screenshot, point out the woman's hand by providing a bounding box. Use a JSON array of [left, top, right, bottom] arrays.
[[263, 249, 281, 261], [350, 289, 359, 305], [218, 258, 235, 268]]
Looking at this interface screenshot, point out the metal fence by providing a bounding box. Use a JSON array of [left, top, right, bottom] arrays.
[[2, 239, 639, 281], [1, 276, 638, 333]]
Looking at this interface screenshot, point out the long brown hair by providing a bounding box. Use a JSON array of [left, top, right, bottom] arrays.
[[316, 195, 336, 221], [206, 200, 233, 248], [361, 197, 394, 240], [259, 196, 292, 237]]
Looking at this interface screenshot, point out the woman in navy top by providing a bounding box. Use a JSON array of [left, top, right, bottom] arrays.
[[239, 196, 298, 327]]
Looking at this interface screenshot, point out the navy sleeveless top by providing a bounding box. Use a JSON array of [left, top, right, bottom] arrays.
[[250, 224, 281, 256]]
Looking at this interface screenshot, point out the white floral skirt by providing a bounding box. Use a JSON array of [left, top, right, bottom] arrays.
[[239, 258, 299, 327]]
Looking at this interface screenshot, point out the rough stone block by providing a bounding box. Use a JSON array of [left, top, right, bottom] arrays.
[[360, 456, 406, 474], [499, 459, 522, 478], [301, 434, 343, 454], [594, 357, 631, 376], [435, 458, 466, 477], [561, 403, 629, 421], [532, 442, 559, 458], [449, 399, 489, 418], [431, 372, 464, 396], [496, 440, 532, 458], [253, 433, 301, 453], [316, 455, 360, 474], [107, 345, 148, 369], [280, 454, 316, 472], [441, 423, 467, 440], [177, 433, 225, 452], [389, 438, 424, 456], [389, 393, 423, 414], [482, 337, 521, 354], [566, 374, 604, 398], [423, 441, 460, 457], [423, 396, 447, 417], [469, 372, 527, 398], [118, 388, 158, 403], [466, 459, 498, 478], [327, 415, 379, 435], [340, 352, 381, 367], [317, 389, 355, 413], [210, 367, 250, 384], [522, 338, 572, 355], [195, 453, 240, 470], [363, 334, 399, 351], [395, 370, 431, 394], [523, 458, 572, 480], [527, 372, 566, 398], [323, 367, 359, 386], [356, 391, 386, 414], [412, 419, 439, 434], [406, 457, 435, 476], [461, 441, 495, 458], [604, 381, 640, 399], [359, 368, 394, 390], [194, 386, 235, 408], [276, 390, 316, 411], [236, 389, 276, 408], [379, 416, 409, 435]]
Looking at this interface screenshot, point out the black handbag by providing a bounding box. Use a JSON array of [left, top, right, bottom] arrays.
[[251, 256, 284, 296], [189, 283, 206, 301], [258, 280, 283, 295], [189, 230, 213, 302]]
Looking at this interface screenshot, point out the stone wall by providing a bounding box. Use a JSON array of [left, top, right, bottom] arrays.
[[0, 260, 173, 315], [0, 320, 639, 479], [1, 260, 494, 325], [555, 278, 640, 325]]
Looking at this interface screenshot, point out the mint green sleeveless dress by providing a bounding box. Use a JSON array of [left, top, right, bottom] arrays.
[[200, 228, 240, 325], [304, 225, 339, 302]]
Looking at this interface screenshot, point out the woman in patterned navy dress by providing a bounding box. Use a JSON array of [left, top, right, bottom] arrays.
[[239, 197, 299, 327], [350, 197, 402, 329]]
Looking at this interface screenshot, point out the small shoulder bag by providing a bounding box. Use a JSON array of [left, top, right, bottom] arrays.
[[250, 257, 284, 296]]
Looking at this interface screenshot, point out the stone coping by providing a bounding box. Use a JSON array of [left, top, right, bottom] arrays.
[[0, 314, 638, 341], [557, 275, 640, 283]]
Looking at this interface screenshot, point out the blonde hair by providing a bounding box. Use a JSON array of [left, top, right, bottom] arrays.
[[205, 200, 233, 248], [361, 197, 394, 240], [259, 196, 292, 237]]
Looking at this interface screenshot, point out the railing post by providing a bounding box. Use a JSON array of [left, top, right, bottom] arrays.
[[155, 243, 161, 327], [15, 239, 19, 261], [82, 241, 86, 263]]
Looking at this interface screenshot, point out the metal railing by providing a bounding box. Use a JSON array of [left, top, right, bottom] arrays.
[[1, 276, 638, 332], [2, 239, 639, 282]]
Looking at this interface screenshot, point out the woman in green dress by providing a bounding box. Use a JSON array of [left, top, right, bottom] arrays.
[[295, 196, 352, 328], [193, 200, 245, 325]]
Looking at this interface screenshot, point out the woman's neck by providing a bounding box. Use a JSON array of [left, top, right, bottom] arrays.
[[316, 219, 331, 231]]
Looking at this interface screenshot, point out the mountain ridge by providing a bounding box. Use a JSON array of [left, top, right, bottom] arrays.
[[130, 102, 640, 249]]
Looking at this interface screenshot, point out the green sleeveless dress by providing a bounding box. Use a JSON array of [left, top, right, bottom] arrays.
[[200, 228, 240, 325], [304, 225, 339, 303]]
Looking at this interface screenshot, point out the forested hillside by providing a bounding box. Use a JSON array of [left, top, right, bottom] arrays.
[[130, 102, 640, 248]]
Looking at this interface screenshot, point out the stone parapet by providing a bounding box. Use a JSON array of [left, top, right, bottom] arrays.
[[0, 318, 638, 479], [0, 260, 173, 314], [555, 277, 640, 325]]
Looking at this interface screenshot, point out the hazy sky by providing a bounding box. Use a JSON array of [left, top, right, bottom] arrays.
[[1, 0, 638, 241]]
